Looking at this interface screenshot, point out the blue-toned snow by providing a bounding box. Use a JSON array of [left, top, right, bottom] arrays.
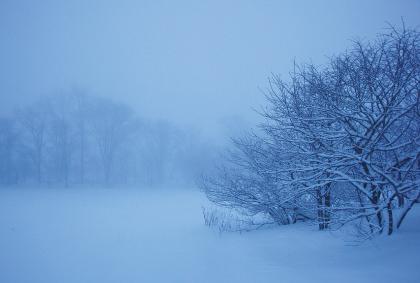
[[0, 186, 419, 282]]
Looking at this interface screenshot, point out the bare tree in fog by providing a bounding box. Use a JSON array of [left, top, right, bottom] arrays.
[[120, 120, 216, 187], [72, 87, 89, 184], [0, 117, 19, 184], [16, 97, 50, 183], [87, 97, 136, 184], [139, 120, 180, 186], [175, 128, 217, 185], [48, 92, 77, 187], [4, 90, 217, 187]]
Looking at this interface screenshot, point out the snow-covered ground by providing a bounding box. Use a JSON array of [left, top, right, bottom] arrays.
[[0, 186, 419, 283]]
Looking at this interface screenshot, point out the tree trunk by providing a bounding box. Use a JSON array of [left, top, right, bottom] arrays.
[[317, 188, 325, 230], [387, 203, 393, 235], [324, 186, 331, 229]]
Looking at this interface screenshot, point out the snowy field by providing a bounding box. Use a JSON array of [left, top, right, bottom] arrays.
[[1, 186, 419, 283]]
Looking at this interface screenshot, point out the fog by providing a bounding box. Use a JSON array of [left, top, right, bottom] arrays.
[[1, 0, 419, 186]]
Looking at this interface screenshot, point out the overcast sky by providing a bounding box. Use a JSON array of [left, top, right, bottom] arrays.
[[1, 0, 419, 139]]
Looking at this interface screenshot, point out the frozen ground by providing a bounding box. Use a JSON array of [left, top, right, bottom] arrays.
[[0, 186, 419, 283]]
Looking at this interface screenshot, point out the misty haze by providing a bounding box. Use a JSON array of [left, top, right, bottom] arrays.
[[1, 1, 420, 282]]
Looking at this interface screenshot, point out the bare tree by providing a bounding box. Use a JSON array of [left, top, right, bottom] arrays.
[[87, 97, 135, 184], [72, 87, 89, 184], [16, 96, 50, 183], [48, 92, 77, 187], [0, 117, 19, 184]]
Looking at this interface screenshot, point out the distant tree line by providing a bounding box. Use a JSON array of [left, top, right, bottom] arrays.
[[199, 24, 420, 240], [0, 89, 215, 187]]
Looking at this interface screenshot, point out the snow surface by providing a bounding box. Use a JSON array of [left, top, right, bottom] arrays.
[[0, 186, 419, 283]]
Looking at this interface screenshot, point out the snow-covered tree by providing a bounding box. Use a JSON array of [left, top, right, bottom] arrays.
[[200, 23, 420, 239]]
